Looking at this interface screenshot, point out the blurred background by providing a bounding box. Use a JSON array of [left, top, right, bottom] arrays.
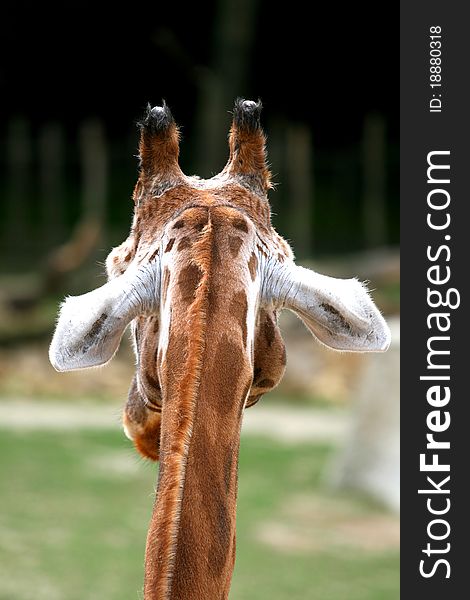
[[0, 2, 399, 599]]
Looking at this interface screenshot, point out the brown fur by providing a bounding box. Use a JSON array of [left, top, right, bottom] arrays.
[[124, 376, 162, 460], [138, 120, 182, 184], [224, 123, 272, 193], [178, 263, 204, 304], [145, 212, 213, 599], [164, 238, 175, 253], [229, 291, 248, 348], [246, 309, 286, 406], [228, 235, 243, 257]]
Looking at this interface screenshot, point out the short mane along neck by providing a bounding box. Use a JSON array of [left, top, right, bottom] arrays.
[[144, 206, 256, 599]]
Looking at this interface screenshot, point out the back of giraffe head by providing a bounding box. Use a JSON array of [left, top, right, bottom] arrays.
[[50, 98, 390, 373]]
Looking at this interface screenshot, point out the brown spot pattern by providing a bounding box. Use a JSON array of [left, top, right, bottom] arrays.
[[177, 236, 192, 251], [209, 336, 247, 416], [165, 238, 175, 252], [162, 267, 171, 305], [264, 315, 276, 347], [149, 247, 159, 262], [229, 291, 248, 347], [228, 236, 243, 257], [248, 252, 258, 280], [232, 217, 248, 233], [178, 263, 204, 305]]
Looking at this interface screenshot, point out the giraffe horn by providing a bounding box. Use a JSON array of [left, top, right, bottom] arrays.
[[138, 101, 183, 180], [223, 98, 272, 193]]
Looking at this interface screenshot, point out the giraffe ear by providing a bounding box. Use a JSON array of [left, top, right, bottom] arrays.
[[265, 261, 390, 352], [49, 263, 160, 372]]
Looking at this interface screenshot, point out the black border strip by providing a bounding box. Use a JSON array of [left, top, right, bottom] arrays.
[[401, 2, 469, 597]]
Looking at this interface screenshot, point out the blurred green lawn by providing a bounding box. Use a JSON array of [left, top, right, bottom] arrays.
[[0, 429, 398, 600]]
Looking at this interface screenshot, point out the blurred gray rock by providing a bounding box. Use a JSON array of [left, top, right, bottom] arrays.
[[328, 317, 400, 512]]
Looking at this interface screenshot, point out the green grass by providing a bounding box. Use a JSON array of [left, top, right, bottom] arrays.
[[0, 430, 399, 600]]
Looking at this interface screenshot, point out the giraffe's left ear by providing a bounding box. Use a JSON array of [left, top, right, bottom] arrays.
[[49, 263, 160, 371], [264, 261, 391, 352]]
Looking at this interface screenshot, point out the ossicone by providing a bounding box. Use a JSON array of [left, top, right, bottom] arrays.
[[138, 102, 175, 136], [232, 98, 263, 131], [222, 98, 272, 194], [137, 101, 183, 181]]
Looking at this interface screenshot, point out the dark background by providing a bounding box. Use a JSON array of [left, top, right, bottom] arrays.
[[401, 3, 468, 597], [1, 0, 398, 271]]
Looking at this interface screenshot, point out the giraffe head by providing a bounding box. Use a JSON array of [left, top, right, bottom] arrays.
[[50, 99, 389, 458], [49, 99, 390, 598]]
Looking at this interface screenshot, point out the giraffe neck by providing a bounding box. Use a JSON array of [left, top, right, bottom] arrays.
[[144, 207, 255, 599]]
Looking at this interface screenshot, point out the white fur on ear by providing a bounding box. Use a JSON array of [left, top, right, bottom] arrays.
[[49, 262, 160, 372], [263, 260, 391, 352]]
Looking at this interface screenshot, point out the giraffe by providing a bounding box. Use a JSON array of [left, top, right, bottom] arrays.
[[49, 99, 391, 599]]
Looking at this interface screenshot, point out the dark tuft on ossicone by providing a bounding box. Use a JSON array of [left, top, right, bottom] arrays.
[[232, 98, 262, 131], [138, 101, 174, 134]]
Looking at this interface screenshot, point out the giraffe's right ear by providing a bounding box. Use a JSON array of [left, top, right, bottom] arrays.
[[264, 260, 390, 353], [49, 262, 160, 372]]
